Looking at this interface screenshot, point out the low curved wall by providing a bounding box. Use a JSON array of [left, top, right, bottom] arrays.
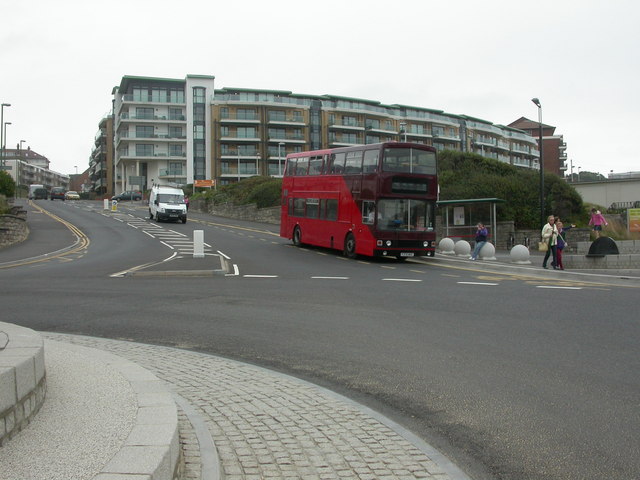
[[0, 322, 46, 445], [0, 214, 29, 249]]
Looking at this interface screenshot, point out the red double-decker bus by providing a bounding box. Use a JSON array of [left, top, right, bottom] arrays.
[[280, 142, 438, 260]]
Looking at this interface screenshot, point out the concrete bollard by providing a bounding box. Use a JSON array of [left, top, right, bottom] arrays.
[[193, 230, 204, 258], [103, 199, 110, 210]]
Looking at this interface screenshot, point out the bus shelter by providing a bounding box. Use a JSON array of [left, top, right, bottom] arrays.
[[437, 198, 505, 244]]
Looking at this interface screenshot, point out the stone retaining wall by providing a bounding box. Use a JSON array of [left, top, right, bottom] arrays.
[[191, 199, 280, 225], [0, 323, 46, 446], [0, 214, 29, 249]]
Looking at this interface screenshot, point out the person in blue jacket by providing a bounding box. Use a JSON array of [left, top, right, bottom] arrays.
[[469, 223, 488, 260]]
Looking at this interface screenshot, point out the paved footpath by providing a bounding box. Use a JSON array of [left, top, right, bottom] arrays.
[[42, 333, 468, 480]]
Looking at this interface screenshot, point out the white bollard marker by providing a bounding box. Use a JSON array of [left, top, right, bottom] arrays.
[[193, 230, 205, 258]]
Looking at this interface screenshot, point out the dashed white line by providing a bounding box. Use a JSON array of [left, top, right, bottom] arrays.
[[536, 286, 583, 290], [457, 282, 499, 286], [382, 278, 423, 282], [311, 276, 350, 280]]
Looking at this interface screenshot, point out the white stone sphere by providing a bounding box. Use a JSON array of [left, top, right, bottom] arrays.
[[510, 244, 531, 264], [479, 242, 496, 260], [454, 240, 471, 256], [438, 237, 455, 254]]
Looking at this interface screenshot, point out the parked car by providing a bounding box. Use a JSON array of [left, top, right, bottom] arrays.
[[111, 191, 142, 201], [65, 190, 80, 200], [50, 187, 66, 201], [33, 188, 48, 200]]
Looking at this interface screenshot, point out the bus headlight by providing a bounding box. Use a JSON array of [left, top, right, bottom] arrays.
[[386, 240, 392, 247], [423, 241, 429, 247]]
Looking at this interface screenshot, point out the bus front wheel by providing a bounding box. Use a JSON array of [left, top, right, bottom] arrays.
[[292, 226, 302, 247], [344, 233, 357, 259]]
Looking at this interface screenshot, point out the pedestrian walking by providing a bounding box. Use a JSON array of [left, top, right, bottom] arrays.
[[588, 208, 608, 238], [469, 223, 488, 260], [541, 215, 558, 269], [555, 219, 575, 270]]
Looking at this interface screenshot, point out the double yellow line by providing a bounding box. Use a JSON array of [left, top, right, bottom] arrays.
[[0, 202, 90, 269]]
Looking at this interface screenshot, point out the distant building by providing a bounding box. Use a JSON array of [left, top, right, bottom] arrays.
[[104, 74, 543, 192], [1, 147, 69, 190], [89, 115, 114, 197], [111, 75, 216, 194], [508, 117, 567, 176]]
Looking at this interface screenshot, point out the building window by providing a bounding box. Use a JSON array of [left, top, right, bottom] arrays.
[[237, 108, 256, 120], [136, 125, 154, 138], [169, 108, 183, 121], [194, 125, 205, 140], [135, 144, 154, 156], [169, 126, 182, 138], [136, 107, 154, 120], [193, 87, 205, 104], [237, 127, 256, 138]]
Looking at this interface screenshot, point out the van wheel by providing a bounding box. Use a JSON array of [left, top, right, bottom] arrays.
[[182, 218, 187, 224], [344, 233, 357, 259], [149, 210, 153, 220], [292, 226, 302, 246], [155, 213, 161, 222]]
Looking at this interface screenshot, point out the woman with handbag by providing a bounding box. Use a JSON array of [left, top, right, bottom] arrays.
[[541, 215, 559, 269]]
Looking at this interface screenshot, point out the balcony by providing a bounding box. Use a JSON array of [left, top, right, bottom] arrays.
[[121, 94, 185, 105], [159, 168, 185, 178], [220, 113, 260, 124]]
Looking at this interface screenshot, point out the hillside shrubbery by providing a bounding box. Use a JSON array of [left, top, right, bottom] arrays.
[[192, 152, 586, 230], [438, 150, 584, 229], [194, 176, 282, 209]]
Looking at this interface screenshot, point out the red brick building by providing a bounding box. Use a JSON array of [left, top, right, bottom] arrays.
[[508, 117, 567, 177]]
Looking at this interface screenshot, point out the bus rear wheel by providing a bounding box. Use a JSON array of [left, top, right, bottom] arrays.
[[344, 233, 357, 259], [292, 226, 302, 246]]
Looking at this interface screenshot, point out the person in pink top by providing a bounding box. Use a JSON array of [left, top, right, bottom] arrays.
[[588, 208, 608, 238]]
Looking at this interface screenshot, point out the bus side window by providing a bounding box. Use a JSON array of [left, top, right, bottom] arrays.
[[345, 151, 363, 174], [326, 199, 338, 221], [286, 158, 297, 176], [331, 153, 346, 174], [296, 157, 309, 175], [308, 156, 323, 175], [363, 150, 379, 173], [321, 154, 330, 174]]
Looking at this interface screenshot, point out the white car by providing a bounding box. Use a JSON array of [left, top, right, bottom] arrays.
[[65, 190, 80, 200]]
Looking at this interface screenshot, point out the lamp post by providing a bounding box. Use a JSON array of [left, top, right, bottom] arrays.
[[531, 98, 544, 228], [1, 103, 10, 166], [278, 142, 285, 176]]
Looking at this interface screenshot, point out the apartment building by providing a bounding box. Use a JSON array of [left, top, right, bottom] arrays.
[[211, 88, 540, 185], [89, 115, 114, 197], [508, 117, 567, 176], [112, 75, 215, 194], [102, 76, 541, 191], [2, 147, 69, 190]]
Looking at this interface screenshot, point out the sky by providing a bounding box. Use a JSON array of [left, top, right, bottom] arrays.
[[1, 0, 638, 177]]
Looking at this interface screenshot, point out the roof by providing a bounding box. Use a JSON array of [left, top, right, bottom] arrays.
[[508, 116, 555, 131], [437, 198, 506, 206]]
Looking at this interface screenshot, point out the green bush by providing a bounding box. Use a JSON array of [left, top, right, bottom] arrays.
[[438, 150, 584, 229], [194, 176, 282, 208], [0, 171, 15, 198]]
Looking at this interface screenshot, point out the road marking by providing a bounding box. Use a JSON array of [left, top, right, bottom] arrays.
[[243, 274, 279, 278], [160, 241, 174, 249], [382, 278, 423, 282], [536, 286, 583, 290], [457, 281, 499, 286], [311, 276, 349, 280]]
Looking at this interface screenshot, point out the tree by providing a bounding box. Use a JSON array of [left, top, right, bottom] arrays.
[[0, 171, 16, 197]]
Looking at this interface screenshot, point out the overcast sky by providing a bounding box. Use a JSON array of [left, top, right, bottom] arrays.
[[1, 0, 638, 177]]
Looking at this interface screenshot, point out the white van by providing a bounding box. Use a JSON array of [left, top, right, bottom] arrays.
[[149, 185, 187, 223]]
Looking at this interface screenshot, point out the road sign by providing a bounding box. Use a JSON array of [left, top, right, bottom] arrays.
[[194, 179, 215, 188]]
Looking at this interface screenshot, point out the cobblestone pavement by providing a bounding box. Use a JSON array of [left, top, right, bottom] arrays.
[[45, 334, 467, 480]]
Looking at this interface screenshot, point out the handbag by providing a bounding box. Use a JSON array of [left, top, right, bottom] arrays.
[[538, 240, 548, 252]]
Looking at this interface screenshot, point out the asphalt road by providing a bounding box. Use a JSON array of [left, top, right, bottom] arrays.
[[2, 199, 639, 480]]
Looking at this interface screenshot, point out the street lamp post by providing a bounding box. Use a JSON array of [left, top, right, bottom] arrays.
[[278, 142, 285, 176], [531, 98, 544, 228], [1, 103, 10, 166]]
